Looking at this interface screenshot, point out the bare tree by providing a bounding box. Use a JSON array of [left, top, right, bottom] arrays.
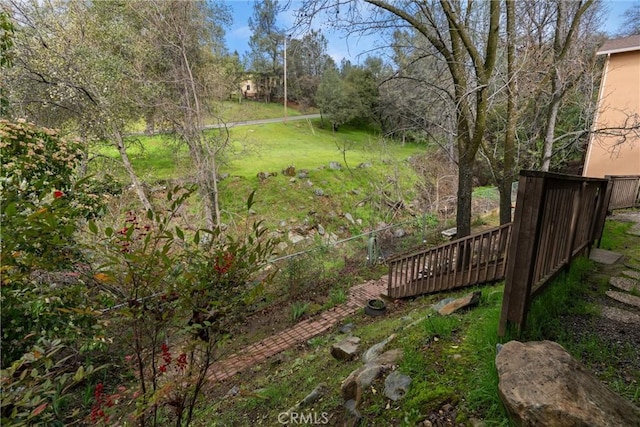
[[129, 0, 232, 229], [298, 0, 500, 237]]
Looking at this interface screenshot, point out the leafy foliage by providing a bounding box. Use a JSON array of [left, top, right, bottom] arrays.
[[0, 120, 108, 423], [86, 188, 279, 426], [0, 120, 105, 366], [1, 338, 104, 426]]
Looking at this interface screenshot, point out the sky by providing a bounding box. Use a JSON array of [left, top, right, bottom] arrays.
[[224, 0, 637, 65]]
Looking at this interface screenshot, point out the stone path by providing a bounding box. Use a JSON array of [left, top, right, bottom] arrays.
[[592, 212, 640, 325], [208, 277, 388, 382]]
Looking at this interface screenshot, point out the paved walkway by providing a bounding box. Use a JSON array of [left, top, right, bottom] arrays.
[[208, 276, 388, 382]]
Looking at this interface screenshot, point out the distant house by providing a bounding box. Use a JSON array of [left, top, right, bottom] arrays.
[[239, 78, 258, 99], [583, 35, 640, 178]]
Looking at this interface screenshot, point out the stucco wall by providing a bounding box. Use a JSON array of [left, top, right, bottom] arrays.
[[583, 50, 640, 178]]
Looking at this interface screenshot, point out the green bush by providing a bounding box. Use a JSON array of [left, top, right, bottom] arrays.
[[0, 120, 107, 423]]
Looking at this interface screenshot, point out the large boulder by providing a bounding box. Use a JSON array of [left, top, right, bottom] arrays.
[[496, 340, 640, 426]]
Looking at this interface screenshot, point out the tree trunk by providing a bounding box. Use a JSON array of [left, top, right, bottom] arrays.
[[501, 0, 516, 225], [456, 153, 474, 238], [114, 131, 153, 212], [541, 94, 561, 171]]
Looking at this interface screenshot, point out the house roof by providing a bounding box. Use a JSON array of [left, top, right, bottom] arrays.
[[597, 34, 640, 55]]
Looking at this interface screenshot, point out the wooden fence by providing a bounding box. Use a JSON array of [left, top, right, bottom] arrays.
[[498, 171, 610, 335], [387, 223, 512, 298], [606, 175, 640, 210]]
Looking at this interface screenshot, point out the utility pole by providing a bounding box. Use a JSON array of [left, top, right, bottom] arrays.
[[283, 36, 288, 124]]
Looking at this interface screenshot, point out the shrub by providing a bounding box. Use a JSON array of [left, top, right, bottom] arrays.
[[87, 188, 278, 426]]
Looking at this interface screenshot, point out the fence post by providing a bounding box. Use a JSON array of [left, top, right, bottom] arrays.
[[593, 177, 613, 248], [593, 179, 613, 248], [498, 172, 546, 336]]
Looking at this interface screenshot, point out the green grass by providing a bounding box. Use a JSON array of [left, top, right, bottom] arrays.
[[95, 120, 422, 185], [127, 101, 310, 132], [224, 119, 420, 178], [219, 100, 312, 122], [598, 220, 633, 251]]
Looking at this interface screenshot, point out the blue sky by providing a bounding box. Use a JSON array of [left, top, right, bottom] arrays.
[[224, 0, 637, 65]]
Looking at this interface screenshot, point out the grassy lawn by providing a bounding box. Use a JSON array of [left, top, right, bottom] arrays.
[[220, 100, 315, 123], [224, 120, 420, 177], [94, 117, 426, 231], [97, 120, 422, 181]]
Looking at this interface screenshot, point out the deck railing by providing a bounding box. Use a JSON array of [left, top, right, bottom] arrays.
[[386, 171, 626, 336], [387, 223, 512, 298]]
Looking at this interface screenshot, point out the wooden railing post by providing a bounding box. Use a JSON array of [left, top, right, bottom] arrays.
[[593, 179, 612, 248], [499, 172, 546, 336]]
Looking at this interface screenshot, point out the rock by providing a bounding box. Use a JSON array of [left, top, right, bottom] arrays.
[[287, 230, 306, 244], [341, 348, 403, 405], [622, 270, 640, 280], [344, 212, 355, 224], [316, 223, 326, 236], [325, 232, 339, 245], [362, 334, 397, 363], [338, 323, 354, 334], [369, 348, 403, 366], [342, 364, 388, 403], [606, 290, 640, 308], [224, 385, 240, 398], [437, 291, 481, 315], [384, 371, 411, 401], [589, 248, 623, 265], [298, 383, 327, 408], [314, 188, 325, 196], [496, 340, 640, 427], [610, 276, 640, 292], [392, 228, 406, 238], [331, 336, 361, 361], [297, 171, 308, 179], [431, 298, 456, 312], [329, 161, 342, 170], [282, 165, 296, 176], [344, 399, 361, 426], [601, 305, 640, 324], [357, 162, 372, 168]]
